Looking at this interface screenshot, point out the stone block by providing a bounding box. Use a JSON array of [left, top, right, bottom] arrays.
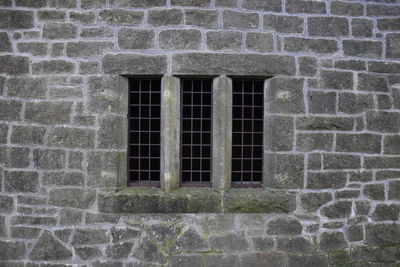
[[33, 149, 65, 169], [336, 133, 381, 154], [322, 201, 352, 219], [172, 228, 210, 252], [0, 147, 30, 168], [372, 204, 400, 221], [25, 101, 72, 124], [223, 10, 259, 29], [172, 53, 296, 76], [335, 59, 366, 71], [384, 135, 400, 154], [320, 70, 353, 89], [277, 237, 311, 252], [331, 1, 363, 16], [267, 217, 302, 235], [378, 18, 400, 31], [7, 76, 46, 99], [32, 60, 75, 74], [368, 61, 400, 74], [106, 242, 134, 259], [81, 27, 113, 38], [49, 0, 77, 7], [299, 56, 317, 76], [0, 10, 33, 29], [99, 9, 143, 25], [4, 171, 39, 193], [10, 226, 41, 239], [148, 9, 182, 26], [185, 9, 218, 28], [204, 254, 239, 267], [308, 17, 349, 37], [265, 116, 294, 151], [286, 0, 326, 14], [366, 224, 400, 246], [309, 91, 336, 114], [364, 183, 385, 200], [246, 32, 273, 52], [242, 0, 282, 11], [308, 153, 322, 170], [29, 231, 73, 261], [75, 247, 102, 260], [118, 29, 155, 50], [103, 54, 167, 74], [160, 29, 201, 50], [43, 172, 84, 186], [0, 241, 25, 260], [263, 14, 303, 33], [209, 231, 249, 251], [171, 0, 210, 6], [110, 0, 165, 7], [38, 10, 66, 20], [366, 111, 400, 133], [296, 116, 353, 131], [87, 151, 123, 187], [323, 153, 361, 170], [69, 11, 95, 24], [206, 31, 242, 51], [0, 32, 11, 52], [0, 124, 8, 144], [264, 153, 304, 189], [17, 42, 47, 56], [352, 18, 374, 38], [0, 195, 14, 214], [98, 115, 127, 149], [240, 252, 286, 267], [16, 0, 46, 7], [307, 171, 346, 189], [364, 156, 400, 169], [320, 232, 347, 251], [367, 3, 400, 16], [0, 55, 29, 75], [82, 0, 108, 8], [288, 254, 328, 267], [266, 77, 305, 114], [49, 188, 96, 209], [48, 127, 95, 148], [131, 237, 166, 263], [284, 37, 338, 54], [66, 42, 113, 57], [358, 73, 388, 92], [43, 23, 77, 39], [0, 99, 22, 121], [59, 209, 83, 225], [343, 40, 382, 59], [386, 33, 400, 59], [296, 133, 333, 152], [72, 229, 108, 245], [338, 93, 374, 114], [300, 192, 332, 212]]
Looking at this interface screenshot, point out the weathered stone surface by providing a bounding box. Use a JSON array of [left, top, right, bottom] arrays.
[[343, 40, 382, 59], [0, 241, 26, 260], [323, 153, 361, 170], [48, 127, 95, 148], [10, 226, 41, 239], [0, 32, 11, 52], [146, 223, 183, 247], [0, 55, 29, 75], [367, 3, 400, 16], [246, 32, 274, 52], [368, 61, 400, 74], [242, 0, 282, 11], [7, 76, 46, 99], [148, 9, 182, 26], [59, 209, 83, 225], [358, 73, 388, 92], [320, 70, 353, 89], [366, 224, 400, 246], [171, 255, 202, 267], [267, 217, 302, 235], [209, 231, 249, 251], [206, 31, 242, 51], [98, 115, 126, 149], [352, 246, 399, 263], [81, 0, 106, 8], [87, 151, 123, 187], [0, 195, 14, 214], [17, 42, 47, 56], [300, 192, 332, 212], [29, 231, 72, 261], [33, 149, 65, 169], [32, 60, 75, 74], [4, 171, 39, 193], [0, 10, 33, 29], [38, 10, 66, 20], [185, 9, 218, 28], [297, 133, 333, 152], [277, 237, 311, 252], [309, 91, 336, 114], [307, 171, 347, 189], [299, 56, 317, 76], [132, 237, 166, 264], [322, 201, 352, 219], [338, 93, 374, 114], [335, 59, 366, 71], [284, 37, 338, 54], [172, 53, 296, 75], [309, 17, 349, 37], [352, 18, 374, 38], [386, 33, 400, 59], [264, 153, 304, 189], [49, 188, 96, 209], [81, 27, 113, 38], [336, 133, 381, 154], [43, 23, 77, 39], [110, 0, 165, 7], [372, 204, 400, 221], [320, 232, 346, 251], [263, 14, 303, 33], [266, 77, 304, 114], [265, 116, 293, 151], [286, 0, 326, 14], [72, 229, 108, 245], [288, 254, 328, 267], [103, 54, 167, 74], [99, 9, 143, 25], [69, 11, 95, 24], [296, 116, 353, 131], [223, 10, 259, 29], [25, 101, 72, 124], [331, 1, 363, 16], [172, 228, 210, 252], [49, 0, 77, 7], [239, 252, 286, 267], [364, 184, 385, 200], [364, 156, 400, 169], [43, 172, 84, 186], [106, 242, 134, 259], [204, 254, 239, 267], [11, 215, 56, 226], [366, 111, 400, 133], [66, 42, 113, 57], [118, 29, 155, 50], [75, 247, 102, 260], [111, 227, 140, 243], [161, 29, 201, 50]]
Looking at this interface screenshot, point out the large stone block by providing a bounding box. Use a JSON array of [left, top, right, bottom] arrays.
[[267, 217, 302, 235], [296, 116, 353, 131], [307, 171, 346, 189], [7, 76, 46, 98], [372, 204, 400, 221], [246, 32, 273, 52], [321, 201, 352, 218], [288, 254, 328, 267], [239, 252, 286, 267], [242, 0, 282, 11], [367, 3, 400, 16], [223, 10, 259, 29], [109, 0, 165, 7], [87, 151, 124, 187], [17, 42, 47, 56], [0, 32, 11, 52], [331, 1, 363, 16], [98, 115, 127, 149], [338, 93, 374, 114], [48, 127, 95, 148], [99, 9, 143, 25], [33, 149, 65, 169], [296, 133, 333, 152], [266, 77, 305, 114], [343, 40, 382, 59], [308, 17, 349, 37], [368, 61, 400, 74], [11, 125, 46, 145], [320, 70, 353, 89], [389, 180, 400, 200], [172, 53, 296, 76], [300, 192, 332, 212], [32, 60, 75, 74], [0, 147, 30, 168], [263, 14, 303, 33], [160, 29, 201, 50], [366, 111, 400, 133], [320, 232, 346, 251], [72, 229, 109, 245], [171, 0, 210, 6], [309, 91, 336, 114], [4, 171, 39, 193], [0, 10, 33, 29], [358, 73, 388, 92], [336, 133, 381, 154], [299, 56, 317, 76], [286, 0, 326, 14], [323, 153, 361, 170], [386, 33, 400, 59], [0, 99, 22, 121], [118, 29, 155, 50], [0, 195, 14, 214], [206, 31, 242, 51], [0, 55, 29, 75], [265, 116, 294, 151], [276, 237, 311, 252], [29, 231, 73, 261], [378, 18, 400, 31], [185, 9, 218, 28], [384, 135, 400, 154], [49, 188, 96, 209], [25, 101, 72, 124], [66, 42, 113, 58], [284, 37, 338, 54], [209, 231, 249, 251], [352, 18, 373, 38], [366, 224, 400, 246], [264, 153, 304, 189], [364, 156, 400, 169], [0, 241, 26, 260], [43, 23, 77, 39], [103, 54, 167, 74], [204, 254, 239, 267], [148, 9, 182, 27], [43, 172, 84, 186]]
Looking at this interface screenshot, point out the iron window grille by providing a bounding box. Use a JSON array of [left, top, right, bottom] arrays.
[[128, 78, 161, 186]]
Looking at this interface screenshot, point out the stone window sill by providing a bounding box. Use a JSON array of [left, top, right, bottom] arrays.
[[98, 187, 296, 213]]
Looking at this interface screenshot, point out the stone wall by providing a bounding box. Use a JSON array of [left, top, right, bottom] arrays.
[[1, 0, 400, 266]]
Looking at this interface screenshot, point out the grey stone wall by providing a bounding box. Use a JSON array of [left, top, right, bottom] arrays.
[[1, 0, 400, 266]]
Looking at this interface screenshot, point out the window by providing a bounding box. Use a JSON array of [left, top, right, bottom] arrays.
[[128, 76, 266, 189]]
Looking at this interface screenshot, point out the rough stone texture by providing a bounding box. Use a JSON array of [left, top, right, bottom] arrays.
[[0, 2, 400, 266]]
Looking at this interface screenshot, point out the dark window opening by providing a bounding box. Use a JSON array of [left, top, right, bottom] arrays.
[[128, 78, 161, 186], [232, 79, 264, 187], [181, 78, 213, 186]]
